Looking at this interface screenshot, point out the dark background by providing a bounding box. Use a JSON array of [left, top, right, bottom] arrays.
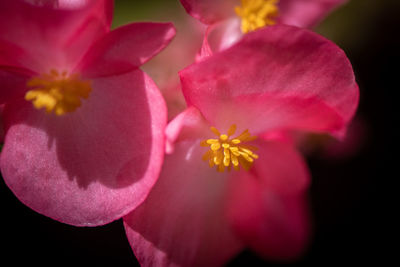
[[1, 0, 397, 265]]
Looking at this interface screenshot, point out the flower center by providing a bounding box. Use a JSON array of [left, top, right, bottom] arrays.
[[235, 0, 279, 34], [25, 69, 92, 115], [201, 124, 259, 172]]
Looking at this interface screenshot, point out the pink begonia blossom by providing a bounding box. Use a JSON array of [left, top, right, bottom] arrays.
[[124, 25, 359, 266], [180, 0, 348, 54], [0, 0, 175, 226]]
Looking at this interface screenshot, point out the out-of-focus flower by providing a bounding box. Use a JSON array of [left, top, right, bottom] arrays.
[[124, 25, 359, 266], [141, 6, 206, 121], [0, 0, 175, 226], [180, 0, 348, 54]]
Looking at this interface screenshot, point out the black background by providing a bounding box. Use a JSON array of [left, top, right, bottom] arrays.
[[1, 0, 397, 266]]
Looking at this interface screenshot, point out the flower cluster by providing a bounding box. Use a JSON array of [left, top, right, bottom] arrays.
[[0, 0, 358, 266]]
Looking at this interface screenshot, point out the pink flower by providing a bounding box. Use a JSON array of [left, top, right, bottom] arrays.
[[0, 0, 175, 226], [180, 0, 348, 54], [123, 25, 359, 266]]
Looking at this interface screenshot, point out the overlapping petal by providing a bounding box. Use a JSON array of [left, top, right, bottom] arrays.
[[0, 39, 37, 70], [228, 177, 310, 261], [227, 140, 311, 260], [180, 0, 347, 28], [124, 141, 243, 267], [180, 0, 236, 25], [251, 140, 310, 195], [181, 25, 358, 137], [0, 0, 112, 73], [182, 0, 348, 57], [0, 69, 166, 226], [78, 22, 176, 78], [278, 0, 348, 28], [165, 107, 210, 154], [200, 18, 242, 58]]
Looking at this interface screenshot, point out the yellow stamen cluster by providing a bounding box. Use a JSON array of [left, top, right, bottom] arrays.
[[235, 0, 280, 33], [25, 69, 92, 115], [201, 124, 259, 172]]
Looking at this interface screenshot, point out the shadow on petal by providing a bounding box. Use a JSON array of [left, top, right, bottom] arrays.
[[0, 69, 165, 225]]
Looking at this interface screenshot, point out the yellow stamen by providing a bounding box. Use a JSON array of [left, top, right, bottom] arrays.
[[235, 0, 280, 34], [201, 124, 258, 172], [25, 69, 92, 115]]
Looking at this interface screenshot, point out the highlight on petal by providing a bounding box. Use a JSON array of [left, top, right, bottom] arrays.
[[180, 0, 237, 25], [77, 22, 176, 78], [196, 19, 242, 61], [180, 25, 359, 137], [226, 140, 311, 260], [124, 141, 243, 267], [278, 0, 348, 28], [165, 106, 210, 154], [207, 17, 243, 53], [0, 69, 166, 226], [0, 0, 112, 72]]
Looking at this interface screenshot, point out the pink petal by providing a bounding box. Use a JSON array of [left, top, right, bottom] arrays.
[[180, 25, 359, 137], [77, 23, 176, 78], [124, 141, 243, 267], [0, 69, 166, 226], [279, 0, 348, 28], [206, 18, 242, 54], [196, 31, 214, 62], [196, 19, 242, 61], [227, 141, 311, 261], [0, 67, 32, 104], [165, 107, 210, 154], [252, 140, 310, 195], [0, 39, 36, 70], [0, 0, 112, 73], [179, 0, 237, 25], [0, 105, 4, 143]]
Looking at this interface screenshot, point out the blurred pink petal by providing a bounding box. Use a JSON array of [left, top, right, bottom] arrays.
[[181, 25, 358, 137], [251, 140, 310, 195], [140, 10, 205, 121], [278, 0, 348, 28], [227, 170, 310, 261]]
